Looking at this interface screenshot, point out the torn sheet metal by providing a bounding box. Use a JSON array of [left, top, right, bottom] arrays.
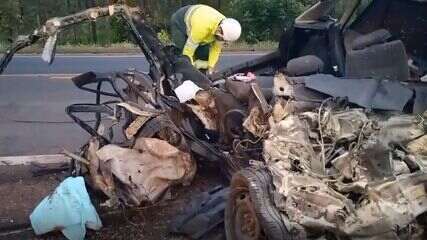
[[116, 102, 158, 117], [90, 138, 196, 206], [187, 90, 218, 130], [243, 106, 269, 138], [251, 82, 271, 114], [274, 73, 326, 102], [264, 106, 427, 239], [304, 74, 413, 111], [125, 115, 151, 139]]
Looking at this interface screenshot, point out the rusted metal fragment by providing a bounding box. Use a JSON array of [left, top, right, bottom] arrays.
[[408, 135, 427, 156], [251, 83, 271, 114], [125, 115, 151, 139], [243, 106, 269, 138], [187, 90, 218, 131], [117, 102, 158, 117]]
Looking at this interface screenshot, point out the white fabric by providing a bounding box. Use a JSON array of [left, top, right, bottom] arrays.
[[174, 80, 203, 103]]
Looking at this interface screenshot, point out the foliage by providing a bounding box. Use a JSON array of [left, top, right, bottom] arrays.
[[157, 29, 171, 45], [0, 0, 318, 46], [230, 0, 315, 43], [0, 0, 21, 41]]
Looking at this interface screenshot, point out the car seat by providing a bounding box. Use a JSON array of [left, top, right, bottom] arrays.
[[345, 29, 409, 81]]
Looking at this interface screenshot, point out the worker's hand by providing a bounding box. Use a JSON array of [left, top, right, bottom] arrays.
[[194, 60, 209, 70]]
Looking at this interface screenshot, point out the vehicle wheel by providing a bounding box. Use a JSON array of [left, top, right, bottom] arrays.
[[225, 168, 291, 240]]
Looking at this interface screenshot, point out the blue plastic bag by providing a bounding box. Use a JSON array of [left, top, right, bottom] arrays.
[[30, 177, 102, 240]]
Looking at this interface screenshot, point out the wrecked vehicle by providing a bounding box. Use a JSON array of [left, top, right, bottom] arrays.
[[222, 0, 427, 239], [2, 0, 427, 239], [0, 4, 266, 208]]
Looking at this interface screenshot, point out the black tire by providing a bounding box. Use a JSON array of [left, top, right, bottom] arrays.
[[225, 168, 291, 240]]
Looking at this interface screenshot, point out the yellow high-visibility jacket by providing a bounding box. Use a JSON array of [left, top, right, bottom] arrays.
[[183, 5, 226, 69]]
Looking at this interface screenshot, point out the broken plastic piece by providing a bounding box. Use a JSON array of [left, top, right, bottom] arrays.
[[230, 72, 256, 83], [304, 74, 413, 111], [41, 33, 58, 64], [30, 177, 102, 240]]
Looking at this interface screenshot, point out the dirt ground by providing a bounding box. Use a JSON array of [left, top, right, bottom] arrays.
[[0, 164, 226, 240], [86, 165, 226, 240]]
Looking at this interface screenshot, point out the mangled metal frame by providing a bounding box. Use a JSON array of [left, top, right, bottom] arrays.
[[0, 6, 168, 146], [0, 4, 175, 142], [0, 5, 218, 205], [0, 4, 267, 176], [1, 5, 152, 73], [262, 72, 427, 239]]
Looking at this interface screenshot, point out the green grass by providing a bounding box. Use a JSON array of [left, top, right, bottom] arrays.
[[0, 42, 7, 53], [0, 41, 278, 54]]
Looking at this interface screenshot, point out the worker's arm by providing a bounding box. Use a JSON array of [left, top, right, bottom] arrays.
[[182, 37, 199, 65], [208, 41, 222, 70]]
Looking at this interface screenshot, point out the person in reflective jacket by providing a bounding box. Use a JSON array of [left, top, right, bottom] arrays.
[[170, 4, 242, 74]]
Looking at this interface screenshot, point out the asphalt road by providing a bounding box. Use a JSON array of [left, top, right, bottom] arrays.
[[0, 53, 263, 156]]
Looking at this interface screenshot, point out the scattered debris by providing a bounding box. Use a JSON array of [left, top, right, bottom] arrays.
[[1, 0, 427, 239], [30, 177, 102, 240], [169, 186, 229, 239], [263, 101, 427, 239]]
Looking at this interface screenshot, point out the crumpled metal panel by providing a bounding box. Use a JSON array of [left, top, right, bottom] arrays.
[[90, 138, 196, 206], [304, 74, 413, 111]]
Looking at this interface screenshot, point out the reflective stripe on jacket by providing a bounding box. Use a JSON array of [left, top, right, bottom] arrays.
[[182, 5, 225, 68]]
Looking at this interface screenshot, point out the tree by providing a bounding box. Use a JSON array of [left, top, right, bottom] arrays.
[[230, 0, 314, 43], [0, 0, 20, 41], [85, 0, 98, 44]]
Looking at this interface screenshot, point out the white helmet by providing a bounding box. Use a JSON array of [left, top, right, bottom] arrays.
[[220, 18, 242, 42]]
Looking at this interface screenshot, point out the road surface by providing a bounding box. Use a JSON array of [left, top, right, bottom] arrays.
[[0, 53, 263, 156]]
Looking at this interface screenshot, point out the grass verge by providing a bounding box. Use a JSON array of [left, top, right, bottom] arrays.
[[0, 41, 278, 54]]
